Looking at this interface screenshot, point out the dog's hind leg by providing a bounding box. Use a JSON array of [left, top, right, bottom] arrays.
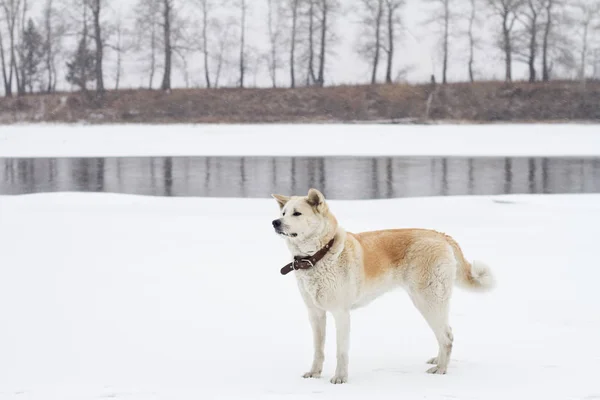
[[303, 308, 326, 379], [409, 261, 455, 375]]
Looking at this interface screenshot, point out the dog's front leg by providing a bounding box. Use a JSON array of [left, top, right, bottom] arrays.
[[303, 308, 326, 379], [330, 310, 350, 384]]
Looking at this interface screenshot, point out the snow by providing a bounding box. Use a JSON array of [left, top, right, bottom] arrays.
[[1, 123, 600, 157], [1, 192, 599, 400]]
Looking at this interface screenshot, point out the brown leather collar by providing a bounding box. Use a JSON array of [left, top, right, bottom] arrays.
[[280, 238, 335, 275]]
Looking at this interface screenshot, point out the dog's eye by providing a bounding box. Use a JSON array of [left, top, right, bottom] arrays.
[[293, 211, 302, 216]]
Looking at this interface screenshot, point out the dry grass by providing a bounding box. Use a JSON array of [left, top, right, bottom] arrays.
[[0, 80, 599, 124]]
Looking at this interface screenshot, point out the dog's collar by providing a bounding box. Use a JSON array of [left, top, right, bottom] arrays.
[[280, 238, 335, 276]]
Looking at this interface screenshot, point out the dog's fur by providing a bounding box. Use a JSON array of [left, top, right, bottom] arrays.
[[271, 189, 495, 384]]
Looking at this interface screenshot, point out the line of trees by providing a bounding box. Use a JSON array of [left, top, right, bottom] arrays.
[[0, 0, 599, 97]]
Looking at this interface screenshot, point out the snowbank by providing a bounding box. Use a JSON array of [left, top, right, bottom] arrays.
[[0, 193, 599, 399], [1, 123, 600, 157]]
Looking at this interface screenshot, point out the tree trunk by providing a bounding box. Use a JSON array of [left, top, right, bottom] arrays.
[[215, 39, 224, 87], [371, 0, 383, 84], [10, 38, 20, 96], [502, 13, 512, 82], [161, 0, 172, 91], [115, 25, 122, 90], [92, 0, 104, 95], [0, 29, 11, 96], [442, 0, 449, 84], [149, 17, 156, 89], [290, 0, 298, 88], [202, 0, 211, 88], [580, 21, 588, 81], [267, 0, 276, 87], [468, 0, 475, 82], [385, 1, 394, 84], [542, 1, 552, 82], [115, 51, 121, 90], [44, 0, 53, 93], [317, 0, 327, 87], [16, 0, 27, 95], [239, 0, 246, 88], [3, 0, 19, 96], [80, 5, 88, 92], [307, 0, 316, 85], [528, 10, 537, 83]]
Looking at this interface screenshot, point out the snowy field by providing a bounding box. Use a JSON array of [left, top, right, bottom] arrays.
[[1, 123, 600, 157], [1, 192, 600, 400]]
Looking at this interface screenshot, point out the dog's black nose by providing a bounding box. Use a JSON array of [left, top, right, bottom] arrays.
[[272, 219, 282, 228]]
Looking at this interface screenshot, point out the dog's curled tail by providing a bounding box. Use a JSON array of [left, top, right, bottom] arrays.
[[456, 259, 496, 292], [447, 237, 496, 292]]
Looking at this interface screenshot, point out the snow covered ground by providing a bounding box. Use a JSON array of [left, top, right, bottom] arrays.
[[1, 192, 599, 400], [1, 123, 600, 157]]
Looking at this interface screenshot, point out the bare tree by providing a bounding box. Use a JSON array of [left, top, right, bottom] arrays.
[[111, 10, 132, 90], [486, 0, 525, 82], [371, 0, 384, 84], [41, 0, 64, 93], [383, 0, 405, 84], [235, 0, 248, 88], [42, 1, 52, 91], [425, 0, 453, 84], [87, 0, 104, 94], [113, 19, 123, 89], [266, 0, 285, 87], [196, 0, 217, 88], [286, 0, 301, 87], [171, 14, 195, 89], [570, 0, 600, 81], [306, 0, 317, 85], [65, 3, 95, 92], [211, 17, 236, 87], [536, 0, 574, 81], [18, 18, 43, 93], [1, 0, 23, 96], [356, 0, 385, 84], [134, 0, 161, 89], [62, 0, 110, 94], [541, 0, 558, 81], [0, 16, 9, 95], [16, 0, 28, 94], [466, 0, 480, 82], [516, 0, 545, 82], [314, 0, 340, 87], [159, 0, 174, 91]]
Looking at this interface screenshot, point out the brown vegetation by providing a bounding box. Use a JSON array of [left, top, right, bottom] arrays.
[[1, 80, 599, 124]]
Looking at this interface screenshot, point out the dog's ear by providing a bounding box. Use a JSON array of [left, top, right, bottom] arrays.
[[307, 188, 326, 210], [271, 194, 290, 209]]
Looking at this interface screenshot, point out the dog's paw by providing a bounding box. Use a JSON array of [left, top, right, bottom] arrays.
[[426, 357, 438, 365], [426, 365, 447, 375], [330, 375, 348, 384], [302, 371, 321, 379]]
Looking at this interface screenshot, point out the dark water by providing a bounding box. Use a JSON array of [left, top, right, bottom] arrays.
[[1, 156, 599, 199]]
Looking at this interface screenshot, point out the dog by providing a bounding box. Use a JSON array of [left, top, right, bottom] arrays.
[[271, 188, 495, 384]]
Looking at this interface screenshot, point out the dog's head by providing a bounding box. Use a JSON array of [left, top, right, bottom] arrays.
[[271, 188, 335, 242]]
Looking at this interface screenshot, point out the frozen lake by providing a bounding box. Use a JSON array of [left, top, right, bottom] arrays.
[[1, 156, 600, 199]]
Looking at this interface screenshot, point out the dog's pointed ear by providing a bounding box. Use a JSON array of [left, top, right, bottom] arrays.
[[271, 194, 290, 209], [307, 188, 326, 210]]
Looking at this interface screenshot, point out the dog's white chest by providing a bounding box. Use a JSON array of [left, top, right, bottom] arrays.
[[295, 261, 350, 310]]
